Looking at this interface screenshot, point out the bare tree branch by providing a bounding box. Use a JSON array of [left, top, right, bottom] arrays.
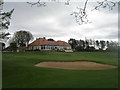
[[0, 9, 14, 30], [26, 0, 119, 25], [70, 0, 90, 25], [0, 0, 14, 42], [0, 2, 3, 6], [0, 32, 10, 39], [83, 0, 88, 11], [27, 0, 46, 7], [92, 0, 118, 11], [65, 0, 70, 5]]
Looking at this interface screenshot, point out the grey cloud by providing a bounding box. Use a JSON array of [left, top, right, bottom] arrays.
[[33, 31, 67, 38], [105, 30, 118, 39], [96, 21, 117, 30], [93, 30, 118, 40], [4, 2, 118, 42]]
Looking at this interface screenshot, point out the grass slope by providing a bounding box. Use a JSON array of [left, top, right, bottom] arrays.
[[2, 51, 118, 88]]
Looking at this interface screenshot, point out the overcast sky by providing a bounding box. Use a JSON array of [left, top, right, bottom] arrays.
[[3, 1, 118, 45]]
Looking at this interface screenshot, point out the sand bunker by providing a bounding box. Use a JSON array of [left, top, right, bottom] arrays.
[[35, 61, 117, 70]]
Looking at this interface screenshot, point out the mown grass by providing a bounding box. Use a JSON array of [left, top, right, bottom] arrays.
[[2, 51, 118, 88]]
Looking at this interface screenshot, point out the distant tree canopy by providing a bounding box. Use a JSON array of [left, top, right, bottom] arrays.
[[11, 30, 33, 47], [100, 40, 106, 50], [5, 42, 17, 51], [10, 42, 17, 50], [68, 38, 119, 52], [0, 42, 5, 51], [68, 38, 77, 50], [47, 38, 55, 41]]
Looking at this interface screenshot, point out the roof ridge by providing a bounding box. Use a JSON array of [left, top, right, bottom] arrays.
[[28, 37, 71, 47]]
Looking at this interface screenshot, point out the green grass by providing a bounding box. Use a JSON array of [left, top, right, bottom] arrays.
[[2, 51, 118, 88]]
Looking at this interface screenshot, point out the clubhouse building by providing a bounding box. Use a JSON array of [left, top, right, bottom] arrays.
[[27, 37, 72, 51]]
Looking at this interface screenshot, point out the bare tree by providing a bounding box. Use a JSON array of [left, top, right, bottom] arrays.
[[11, 30, 34, 47]]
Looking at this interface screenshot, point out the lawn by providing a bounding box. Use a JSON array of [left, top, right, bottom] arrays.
[[2, 51, 118, 88]]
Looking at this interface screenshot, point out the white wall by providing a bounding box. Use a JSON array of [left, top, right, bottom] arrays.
[[28, 45, 72, 50]]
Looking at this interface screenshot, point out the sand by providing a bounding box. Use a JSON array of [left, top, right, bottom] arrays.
[[35, 61, 117, 70]]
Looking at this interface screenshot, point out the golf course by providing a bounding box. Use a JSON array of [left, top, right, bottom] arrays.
[[2, 51, 118, 88]]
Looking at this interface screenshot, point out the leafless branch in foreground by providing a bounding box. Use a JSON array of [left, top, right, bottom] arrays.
[[0, 9, 14, 30], [70, 0, 90, 25], [65, 0, 70, 5], [26, 0, 119, 25], [92, 0, 118, 11], [119, 1, 120, 5], [0, 2, 4, 6], [27, 0, 70, 6], [27, 0, 46, 7]]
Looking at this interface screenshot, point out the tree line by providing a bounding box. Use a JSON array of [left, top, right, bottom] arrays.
[[1, 30, 119, 52], [68, 38, 119, 52]]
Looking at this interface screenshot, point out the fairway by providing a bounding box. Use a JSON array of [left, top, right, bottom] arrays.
[[2, 51, 118, 88]]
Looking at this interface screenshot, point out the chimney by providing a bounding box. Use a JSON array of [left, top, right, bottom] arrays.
[[43, 37, 46, 39]]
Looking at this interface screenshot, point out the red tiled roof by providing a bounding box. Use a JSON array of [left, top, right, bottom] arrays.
[[28, 38, 71, 47]]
